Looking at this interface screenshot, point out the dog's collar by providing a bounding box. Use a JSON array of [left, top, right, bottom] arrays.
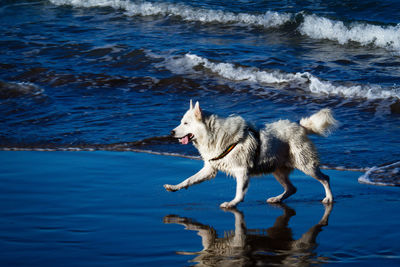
[[210, 142, 239, 161]]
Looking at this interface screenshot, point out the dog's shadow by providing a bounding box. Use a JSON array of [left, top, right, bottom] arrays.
[[163, 203, 333, 266]]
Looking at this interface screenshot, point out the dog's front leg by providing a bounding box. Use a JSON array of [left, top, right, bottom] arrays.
[[164, 163, 216, 192], [220, 169, 249, 209]]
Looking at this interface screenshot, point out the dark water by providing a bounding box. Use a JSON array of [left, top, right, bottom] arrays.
[[1, 0, 400, 185]]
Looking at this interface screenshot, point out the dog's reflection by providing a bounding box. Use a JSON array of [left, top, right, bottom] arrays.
[[164, 204, 332, 266]]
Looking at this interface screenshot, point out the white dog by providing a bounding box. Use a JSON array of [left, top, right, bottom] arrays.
[[164, 100, 338, 208]]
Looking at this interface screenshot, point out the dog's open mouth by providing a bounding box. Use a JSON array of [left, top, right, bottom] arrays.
[[178, 133, 194, 145]]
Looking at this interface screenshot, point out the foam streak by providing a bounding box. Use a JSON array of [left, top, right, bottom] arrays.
[[358, 161, 400, 186], [161, 53, 400, 100]]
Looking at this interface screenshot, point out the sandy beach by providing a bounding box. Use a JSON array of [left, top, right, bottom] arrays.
[[0, 150, 399, 266]]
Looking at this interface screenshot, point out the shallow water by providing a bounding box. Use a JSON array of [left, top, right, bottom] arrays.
[[1, 151, 399, 266], [1, 0, 400, 185]]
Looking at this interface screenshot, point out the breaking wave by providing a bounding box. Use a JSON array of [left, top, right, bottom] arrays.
[[300, 15, 400, 52], [49, 0, 291, 28], [158, 53, 400, 101], [49, 0, 400, 53]]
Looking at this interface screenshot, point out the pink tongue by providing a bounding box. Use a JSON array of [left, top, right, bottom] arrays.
[[180, 135, 189, 145]]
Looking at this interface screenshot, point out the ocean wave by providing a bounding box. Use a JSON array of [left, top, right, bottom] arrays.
[[158, 53, 400, 101], [300, 15, 400, 53], [0, 80, 44, 98], [358, 161, 400, 186], [49, 0, 400, 53], [49, 0, 291, 28]]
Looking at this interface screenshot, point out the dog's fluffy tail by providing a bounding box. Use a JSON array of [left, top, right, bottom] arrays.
[[300, 109, 338, 136]]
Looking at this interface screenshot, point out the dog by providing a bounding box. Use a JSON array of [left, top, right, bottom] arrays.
[[164, 100, 338, 208]]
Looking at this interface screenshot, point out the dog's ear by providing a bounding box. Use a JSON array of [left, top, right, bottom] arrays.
[[194, 101, 202, 121], [190, 99, 193, 110]]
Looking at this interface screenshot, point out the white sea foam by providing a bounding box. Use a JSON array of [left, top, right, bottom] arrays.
[[160, 53, 400, 100], [358, 161, 400, 186], [49, 0, 291, 28], [300, 15, 400, 53]]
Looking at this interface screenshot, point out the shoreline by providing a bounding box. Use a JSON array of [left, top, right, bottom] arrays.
[[5, 147, 399, 188], [0, 146, 367, 171]]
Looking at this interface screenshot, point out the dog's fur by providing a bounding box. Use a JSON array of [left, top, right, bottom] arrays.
[[164, 100, 338, 208]]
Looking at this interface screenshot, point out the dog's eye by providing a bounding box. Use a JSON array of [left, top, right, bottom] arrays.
[[183, 122, 188, 125]]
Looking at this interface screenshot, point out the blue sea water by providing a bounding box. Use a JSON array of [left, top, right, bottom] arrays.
[[1, 0, 400, 185], [1, 151, 400, 266]]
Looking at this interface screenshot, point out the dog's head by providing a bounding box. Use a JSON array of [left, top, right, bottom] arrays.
[[171, 100, 206, 145]]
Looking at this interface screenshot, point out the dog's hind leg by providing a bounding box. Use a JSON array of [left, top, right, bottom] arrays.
[[220, 168, 249, 209], [308, 167, 333, 204], [267, 167, 297, 203]]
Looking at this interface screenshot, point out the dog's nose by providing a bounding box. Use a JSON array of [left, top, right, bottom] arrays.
[[170, 130, 175, 136]]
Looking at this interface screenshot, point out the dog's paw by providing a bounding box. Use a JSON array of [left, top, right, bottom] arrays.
[[322, 196, 333, 204], [164, 184, 178, 192], [220, 201, 237, 209], [266, 196, 282, 203]]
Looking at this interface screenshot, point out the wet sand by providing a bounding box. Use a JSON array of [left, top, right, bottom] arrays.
[[0, 151, 399, 266]]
